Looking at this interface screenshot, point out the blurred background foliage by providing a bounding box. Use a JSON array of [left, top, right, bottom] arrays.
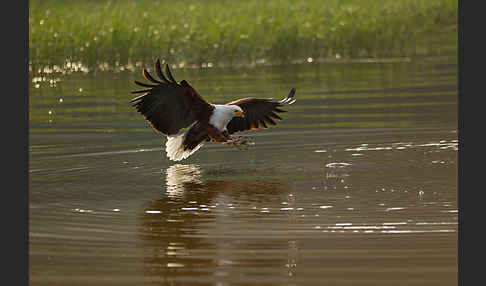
[[29, 0, 457, 72]]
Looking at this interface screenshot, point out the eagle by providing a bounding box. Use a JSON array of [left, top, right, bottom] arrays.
[[130, 58, 296, 161]]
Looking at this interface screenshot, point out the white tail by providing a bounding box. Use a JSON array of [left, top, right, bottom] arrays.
[[165, 132, 204, 161]]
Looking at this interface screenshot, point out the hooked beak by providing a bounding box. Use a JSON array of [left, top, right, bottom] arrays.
[[235, 110, 244, 117]]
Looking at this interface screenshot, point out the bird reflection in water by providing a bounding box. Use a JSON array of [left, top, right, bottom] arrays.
[[139, 164, 290, 284], [165, 164, 204, 198]]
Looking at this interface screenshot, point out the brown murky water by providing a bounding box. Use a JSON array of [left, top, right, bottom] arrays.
[[29, 55, 458, 285]]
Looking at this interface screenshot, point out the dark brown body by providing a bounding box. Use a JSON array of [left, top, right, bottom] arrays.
[[182, 122, 231, 151]]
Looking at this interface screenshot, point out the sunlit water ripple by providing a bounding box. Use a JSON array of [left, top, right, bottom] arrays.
[[29, 58, 457, 285]]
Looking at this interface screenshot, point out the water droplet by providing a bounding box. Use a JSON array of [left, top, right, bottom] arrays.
[[326, 162, 352, 168], [385, 207, 405, 211], [336, 223, 352, 226]]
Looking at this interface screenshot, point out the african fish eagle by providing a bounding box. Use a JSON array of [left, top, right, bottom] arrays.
[[130, 58, 296, 161]]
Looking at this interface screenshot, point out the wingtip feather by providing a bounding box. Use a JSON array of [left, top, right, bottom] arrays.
[[279, 88, 296, 104], [131, 89, 151, 94], [155, 58, 170, 83], [165, 64, 177, 83], [142, 68, 162, 84], [133, 80, 157, 88], [129, 93, 148, 105]]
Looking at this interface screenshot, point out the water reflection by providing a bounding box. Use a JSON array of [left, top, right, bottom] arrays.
[[29, 56, 458, 285], [323, 162, 353, 191], [165, 164, 204, 198], [140, 164, 217, 281], [139, 164, 289, 284]]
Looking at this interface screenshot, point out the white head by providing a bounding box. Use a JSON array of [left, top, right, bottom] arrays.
[[209, 104, 244, 131], [226, 105, 244, 118]]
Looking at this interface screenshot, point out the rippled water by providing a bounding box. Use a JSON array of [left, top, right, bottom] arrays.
[[29, 55, 458, 285]]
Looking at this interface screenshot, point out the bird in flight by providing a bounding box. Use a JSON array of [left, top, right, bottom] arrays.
[[130, 58, 296, 161]]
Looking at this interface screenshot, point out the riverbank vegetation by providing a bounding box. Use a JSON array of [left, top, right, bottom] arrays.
[[29, 0, 457, 72]]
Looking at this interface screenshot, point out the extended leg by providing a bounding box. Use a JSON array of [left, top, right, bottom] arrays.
[[207, 125, 231, 143]]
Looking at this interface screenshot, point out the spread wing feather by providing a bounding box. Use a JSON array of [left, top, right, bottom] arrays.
[[225, 88, 296, 134], [130, 58, 214, 136]]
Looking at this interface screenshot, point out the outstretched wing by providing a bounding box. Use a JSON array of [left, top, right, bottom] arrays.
[[225, 88, 296, 134], [130, 59, 214, 136]]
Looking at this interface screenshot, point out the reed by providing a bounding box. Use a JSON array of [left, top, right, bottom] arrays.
[[29, 0, 457, 70]]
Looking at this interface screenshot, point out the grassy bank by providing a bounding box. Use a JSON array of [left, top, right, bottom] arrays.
[[29, 0, 457, 71]]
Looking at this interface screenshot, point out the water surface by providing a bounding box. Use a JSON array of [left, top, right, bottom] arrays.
[[30, 55, 458, 285]]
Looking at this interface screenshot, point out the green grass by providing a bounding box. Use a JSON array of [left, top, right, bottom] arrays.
[[29, 0, 457, 71]]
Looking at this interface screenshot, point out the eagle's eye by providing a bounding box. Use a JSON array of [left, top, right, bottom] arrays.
[[234, 109, 244, 116]]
